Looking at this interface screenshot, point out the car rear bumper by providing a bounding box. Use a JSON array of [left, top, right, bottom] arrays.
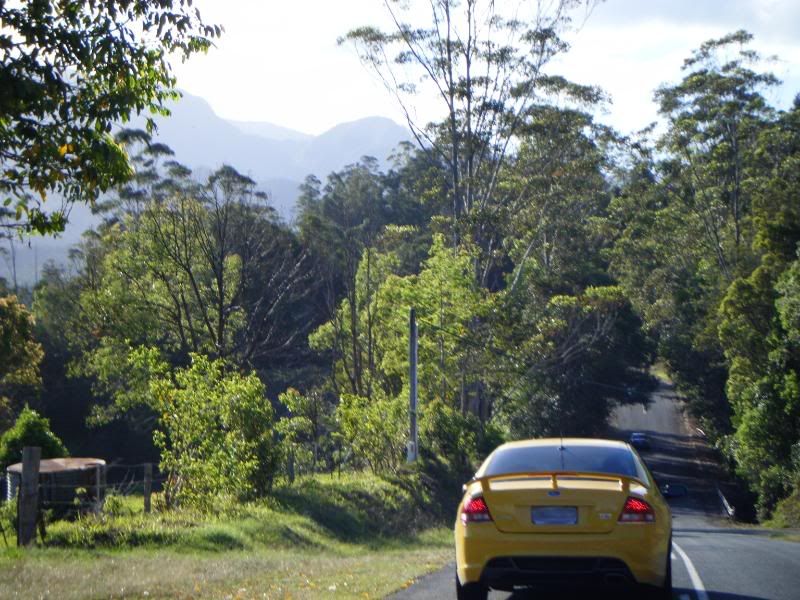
[[481, 556, 637, 591], [455, 521, 670, 588]]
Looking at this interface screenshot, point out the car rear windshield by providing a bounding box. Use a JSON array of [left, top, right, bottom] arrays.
[[483, 444, 649, 483]]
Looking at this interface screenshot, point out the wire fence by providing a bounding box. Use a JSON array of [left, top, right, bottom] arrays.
[[3, 462, 164, 515], [3, 452, 177, 546]]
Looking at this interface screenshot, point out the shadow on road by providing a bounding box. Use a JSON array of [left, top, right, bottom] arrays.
[[499, 587, 770, 599]]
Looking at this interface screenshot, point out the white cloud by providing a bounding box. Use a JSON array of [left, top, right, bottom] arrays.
[[555, 17, 800, 134], [172, 1, 800, 135], [172, 0, 404, 134]]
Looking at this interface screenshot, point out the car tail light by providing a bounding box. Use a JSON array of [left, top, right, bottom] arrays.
[[619, 496, 656, 523], [461, 496, 492, 524]]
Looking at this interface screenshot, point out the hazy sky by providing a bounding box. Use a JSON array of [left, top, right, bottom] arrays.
[[172, 0, 800, 135]]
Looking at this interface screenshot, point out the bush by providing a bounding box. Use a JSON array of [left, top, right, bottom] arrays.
[[420, 398, 478, 473], [336, 394, 407, 474], [756, 465, 792, 521], [276, 388, 335, 478], [0, 406, 68, 469], [769, 488, 800, 528], [140, 351, 279, 509]]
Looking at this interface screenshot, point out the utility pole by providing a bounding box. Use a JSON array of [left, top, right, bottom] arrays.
[[407, 308, 419, 462]]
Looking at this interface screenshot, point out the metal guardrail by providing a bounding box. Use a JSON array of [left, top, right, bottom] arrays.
[[717, 485, 735, 519]]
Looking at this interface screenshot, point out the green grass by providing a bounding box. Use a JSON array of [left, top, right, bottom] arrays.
[[0, 472, 454, 599], [769, 532, 800, 543]]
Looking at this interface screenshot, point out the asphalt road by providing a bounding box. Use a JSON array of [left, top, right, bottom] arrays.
[[390, 382, 800, 600]]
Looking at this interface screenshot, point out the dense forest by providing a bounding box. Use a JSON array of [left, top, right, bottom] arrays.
[[1, 1, 799, 523]]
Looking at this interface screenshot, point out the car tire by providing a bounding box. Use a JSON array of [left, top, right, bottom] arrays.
[[455, 573, 488, 600]]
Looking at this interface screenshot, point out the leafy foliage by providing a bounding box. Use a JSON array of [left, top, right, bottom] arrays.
[[132, 349, 279, 509], [7, 2, 795, 525], [716, 102, 800, 517], [0, 406, 67, 469], [342, 0, 595, 250], [275, 388, 336, 476], [0, 294, 44, 426], [608, 32, 800, 517], [335, 393, 408, 474], [0, 0, 221, 234]]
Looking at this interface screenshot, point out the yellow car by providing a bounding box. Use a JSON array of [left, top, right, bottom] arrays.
[[455, 438, 672, 599]]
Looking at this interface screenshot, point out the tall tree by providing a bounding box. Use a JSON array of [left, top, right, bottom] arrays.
[[607, 31, 778, 435], [342, 0, 596, 248], [654, 30, 777, 280], [501, 103, 616, 295], [717, 99, 800, 517], [297, 157, 429, 394]]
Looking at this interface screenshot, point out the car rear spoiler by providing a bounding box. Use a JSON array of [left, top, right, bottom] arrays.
[[463, 471, 650, 494]]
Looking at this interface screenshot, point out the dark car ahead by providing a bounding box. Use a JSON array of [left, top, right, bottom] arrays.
[[629, 432, 651, 450]]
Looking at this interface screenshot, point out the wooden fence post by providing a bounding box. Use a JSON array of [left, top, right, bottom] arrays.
[[143, 463, 152, 514], [17, 446, 41, 547], [95, 464, 101, 512]]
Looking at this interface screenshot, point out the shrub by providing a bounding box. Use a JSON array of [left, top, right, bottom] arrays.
[[139, 351, 279, 509], [336, 394, 406, 474], [756, 465, 792, 521], [419, 398, 477, 473], [770, 489, 800, 528], [276, 388, 334, 478], [0, 406, 68, 469]]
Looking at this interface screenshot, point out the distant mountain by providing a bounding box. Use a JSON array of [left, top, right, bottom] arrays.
[[144, 92, 410, 219], [0, 93, 411, 285], [303, 116, 410, 178], [227, 120, 312, 143]]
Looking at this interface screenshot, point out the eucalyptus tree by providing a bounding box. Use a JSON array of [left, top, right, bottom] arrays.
[[717, 99, 800, 518], [501, 102, 616, 296], [37, 135, 313, 432], [654, 30, 778, 281], [608, 31, 779, 435], [342, 0, 597, 252], [485, 103, 654, 437], [311, 232, 493, 471], [297, 157, 432, 396]]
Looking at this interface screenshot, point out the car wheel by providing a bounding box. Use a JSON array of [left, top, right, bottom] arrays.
[[455, 573, 488, 600]]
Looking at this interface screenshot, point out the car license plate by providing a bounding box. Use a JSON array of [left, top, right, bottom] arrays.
[[531, 506, 577, 525]]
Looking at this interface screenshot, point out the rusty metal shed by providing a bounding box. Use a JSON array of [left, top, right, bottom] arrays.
[[5, 458, 106, 510]]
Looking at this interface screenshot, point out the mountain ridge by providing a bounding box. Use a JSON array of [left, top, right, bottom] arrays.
[[144, 92, 409, 218], [0, 93, 411, 285]]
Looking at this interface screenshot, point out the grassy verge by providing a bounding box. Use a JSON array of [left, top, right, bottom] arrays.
[[0, 472, 454, 599], [768, 532, 800, 543]]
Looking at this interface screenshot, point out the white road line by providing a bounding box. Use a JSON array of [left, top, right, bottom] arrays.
[[674, 542, 709, 600]]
